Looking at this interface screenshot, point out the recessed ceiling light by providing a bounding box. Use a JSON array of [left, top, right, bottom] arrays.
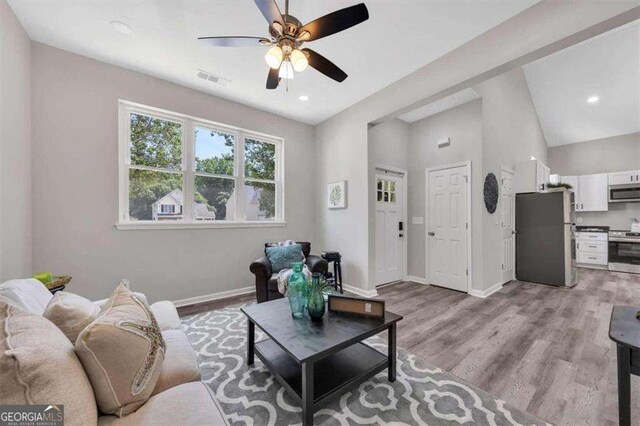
[[587, 96, 600, 104], [111, 21, 134, 35], [299, 95, 309, 101]]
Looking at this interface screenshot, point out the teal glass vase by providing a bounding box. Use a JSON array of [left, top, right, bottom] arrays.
[[307, 273, 326, 321], [287, 262, 307, 319]]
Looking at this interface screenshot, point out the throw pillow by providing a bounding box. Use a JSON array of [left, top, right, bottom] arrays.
[[0, 301, 98, 426], [266, 243, 304, 272], [75, 284, 166, 417], [0, 278, 53, 315], [43, 291, 100, 343]]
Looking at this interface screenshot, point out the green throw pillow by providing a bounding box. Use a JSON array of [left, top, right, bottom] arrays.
[[266, 244, 304, 273]]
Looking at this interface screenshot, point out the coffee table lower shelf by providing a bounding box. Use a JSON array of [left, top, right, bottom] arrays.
[[254, 338, 388, 410]]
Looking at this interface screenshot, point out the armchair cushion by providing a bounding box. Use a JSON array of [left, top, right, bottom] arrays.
[[265, 244, 304, 273]]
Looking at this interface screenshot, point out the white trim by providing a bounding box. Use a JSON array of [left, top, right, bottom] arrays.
[[342, 284, 379, 299], [115, 221, 287, 230], [374, 165, 409, 287], [468, 282, 503, 299], [404, 275, 428, 285], [173, 286, 255, 308], [425, 160, 473, 294]]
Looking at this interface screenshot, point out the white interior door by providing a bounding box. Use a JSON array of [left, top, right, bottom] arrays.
[[427, 165, 468, 292], [375, 174, 404, 285], [501, 168, 515, 284]]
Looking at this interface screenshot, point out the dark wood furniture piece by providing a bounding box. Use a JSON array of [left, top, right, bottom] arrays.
[[609, 306, 640, 426], [49, 285, 66, 294], [321, 251, 343, 294], [250, 242, 328, 303], [241, 298, 402, 426]]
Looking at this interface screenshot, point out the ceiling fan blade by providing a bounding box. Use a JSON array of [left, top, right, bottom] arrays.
[[198, 36, 270, 47], [254, 0, 284, 28], [266, 67, 280, 89], [297, 3, 368, 42], [302, 49, 347, 82]]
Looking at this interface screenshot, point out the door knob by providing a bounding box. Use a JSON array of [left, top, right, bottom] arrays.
[[428, 231, 435, 236], [399, 233, 404, 238]]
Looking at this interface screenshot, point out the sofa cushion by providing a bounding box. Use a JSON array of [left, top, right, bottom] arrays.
[[265, 243, 304, 273], [0, 301, 98, 426], [152, 329, 201, 395], [150, 301, 182, 331], [98, 382, 227, 426], [76, 284, 166, 417], [43, 291, 100, 343], [0, 278, 53, 315]]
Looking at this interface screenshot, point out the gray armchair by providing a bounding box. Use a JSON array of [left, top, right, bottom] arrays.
[[250, 242, 328, 303]]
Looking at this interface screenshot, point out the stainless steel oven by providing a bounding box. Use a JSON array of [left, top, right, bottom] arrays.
[[608, 231, 640, 274], [609, 184, 640, 203]]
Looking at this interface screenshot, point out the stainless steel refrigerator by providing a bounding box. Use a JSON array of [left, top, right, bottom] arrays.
[[515, 190, 577, 287]]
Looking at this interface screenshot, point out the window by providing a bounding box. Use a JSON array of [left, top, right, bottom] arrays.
[[118, 101, 284, 229], [377, 178, 396, 203]]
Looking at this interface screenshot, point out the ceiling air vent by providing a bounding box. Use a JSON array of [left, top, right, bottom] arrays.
[[197, 69, 231, 86]]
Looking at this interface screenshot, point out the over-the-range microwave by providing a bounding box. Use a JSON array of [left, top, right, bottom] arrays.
[[609, 183, 640, 203]]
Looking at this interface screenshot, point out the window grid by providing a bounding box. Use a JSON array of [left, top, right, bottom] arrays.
[[119, 101, 284, 226]]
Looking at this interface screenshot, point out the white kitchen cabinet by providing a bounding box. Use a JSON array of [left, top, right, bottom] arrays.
[[562, 174, 608, 212], [576, 232, 609, 267], [578, 174, 608, 212], [515, 159, 551, 193], [608, 170, 640, 185]]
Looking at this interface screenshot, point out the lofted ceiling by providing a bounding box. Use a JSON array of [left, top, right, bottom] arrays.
[[9, 0, 538, 125], [523, 21, 640, 147]]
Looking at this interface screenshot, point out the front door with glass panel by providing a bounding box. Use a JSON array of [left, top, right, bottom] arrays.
[[375, 173, 404, 285]]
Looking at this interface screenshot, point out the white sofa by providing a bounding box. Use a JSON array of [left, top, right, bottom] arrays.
[[0, 279, 226, 425]]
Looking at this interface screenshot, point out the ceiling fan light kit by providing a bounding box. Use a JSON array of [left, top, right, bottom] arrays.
[[198, 0, 369, 90]]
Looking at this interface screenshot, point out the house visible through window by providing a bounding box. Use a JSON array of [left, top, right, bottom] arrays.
[[118, 101, 284, 227]]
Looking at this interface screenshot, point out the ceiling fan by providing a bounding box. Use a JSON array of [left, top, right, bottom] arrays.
[[198, 0, 369, 90]]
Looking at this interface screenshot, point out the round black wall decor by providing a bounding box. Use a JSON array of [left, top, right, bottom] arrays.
[[484, 173, 499, 214]]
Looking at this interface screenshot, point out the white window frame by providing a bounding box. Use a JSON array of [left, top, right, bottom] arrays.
[[116, 100, 285, 230]]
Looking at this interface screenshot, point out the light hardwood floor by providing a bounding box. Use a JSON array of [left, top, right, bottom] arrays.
[[178, 268, 640, 425]]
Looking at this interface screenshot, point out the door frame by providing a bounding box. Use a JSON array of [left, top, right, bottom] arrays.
[[425, 161, 472, 293], [501, 165, 516, 283], [375, 165, 408, 285]]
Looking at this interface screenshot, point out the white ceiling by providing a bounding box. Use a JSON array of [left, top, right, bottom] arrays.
[[523, 21, 640, 147], [8, 0, 538, 125], [397, 88, 480, 123]]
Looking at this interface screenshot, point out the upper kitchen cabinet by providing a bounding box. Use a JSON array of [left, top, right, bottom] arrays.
[[515, 159, 551, 193], [608, 170, 640, 185], [578, 174, 609, 212], [561, 174, 608, 212]]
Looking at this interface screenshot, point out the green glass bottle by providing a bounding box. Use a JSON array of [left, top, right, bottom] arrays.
[[307, 273, 326, 321], [287, 262, 307, 319]]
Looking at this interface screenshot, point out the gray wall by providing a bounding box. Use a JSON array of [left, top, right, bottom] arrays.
[[406, 100, 483, 285], [31, 44, 316, 302], [1, 0, 32, 281], [315, 2, 634, 294], [549, 133, 640, 230], [474, 68, 548, 291]]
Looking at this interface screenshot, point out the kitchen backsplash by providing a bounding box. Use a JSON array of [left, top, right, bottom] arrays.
[[576, 202, 640, 230]]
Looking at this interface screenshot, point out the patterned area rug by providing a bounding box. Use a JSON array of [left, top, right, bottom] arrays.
[[182, 307, 550, 426]]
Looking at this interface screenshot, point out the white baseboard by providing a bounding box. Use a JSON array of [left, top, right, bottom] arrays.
[[468, 282, 503, 298], [342, 283, 378, 298], [173, 286, 255, 308], [404, 275, 428, 285]]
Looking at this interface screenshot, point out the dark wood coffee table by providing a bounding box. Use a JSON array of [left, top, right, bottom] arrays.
[[241, 298, 402, 426]]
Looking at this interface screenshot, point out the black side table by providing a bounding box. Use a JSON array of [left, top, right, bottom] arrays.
[[321, 252, 343, 294], [609, 306, 640, 426]]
